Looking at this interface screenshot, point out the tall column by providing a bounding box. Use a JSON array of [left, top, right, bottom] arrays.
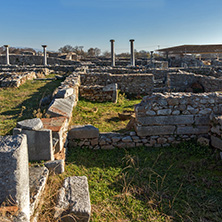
[[110, 39, 115, 66], [150, 51, 154, 68], [42, 45, 47, 65], [4, 45, 10, 65], [130, 39, 135, 66]]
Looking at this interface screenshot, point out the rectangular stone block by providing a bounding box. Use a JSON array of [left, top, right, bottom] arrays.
[[0, 135, 30, 221], [41, 117, 68, 153], [136, 125, 176, 137], [136, 115, 194, 126], [47, 94, 76, 119], [176, 126, 209, 135], [55, 176, 91, 222], [194, 115, 210, 125], [14, 129, 54, 161], [211, 135, 222, 150], [68, 125, 99, 139]]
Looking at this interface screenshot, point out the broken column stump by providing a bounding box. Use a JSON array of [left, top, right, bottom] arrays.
[[54, 176, 91, 222]]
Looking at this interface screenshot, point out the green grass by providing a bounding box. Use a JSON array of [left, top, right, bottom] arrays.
[[0, 75, 62, 136], [40, 141, 222, 221], [71, 93, 141, 132]]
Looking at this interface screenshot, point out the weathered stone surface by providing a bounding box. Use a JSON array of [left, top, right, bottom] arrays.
[[44, 159, 64, 175], [211, 135, 222, 150], [195, 115, 210, 125], [68, 125, 99, 139], [157, 109, 172, 115], [47, 94, 76, 118], [122, 136, 132, 143], [0, 135, 30, 221], [103, 83, 117, 91], [176, 126, 209, 134], [55, 176, 91, 222], [56, 88, 74, 98], [29, 166, 49, 218], [136, 126, 176, 137], [17, 118, 43, 130], [197, 137, 210, 146], [14, 129, 54, 161], [41, 117, 68, 153], [136, 115, 194, 126]]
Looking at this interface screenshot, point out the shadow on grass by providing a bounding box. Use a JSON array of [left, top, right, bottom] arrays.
[[66, 142, 222, 221], [0, 79, 62, 135]]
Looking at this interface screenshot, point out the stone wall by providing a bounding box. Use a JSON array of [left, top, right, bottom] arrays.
[[0, 69, 49, 87], [135, 92, 222, 138], [79, 83, 118, 102], [210, 115, 222, 151], [0, 55, 80, 66], [168, 72, 222, 92], [80, 73, 154, 95]]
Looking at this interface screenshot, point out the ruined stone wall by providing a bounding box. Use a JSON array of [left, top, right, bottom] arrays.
[[135, 92, 222, 140], [79, 84, 117, 102], [168, 72, 222, 92], [0, 55, 80, 65], [0, 69, 49, 88], [80, 73, 154, 95]]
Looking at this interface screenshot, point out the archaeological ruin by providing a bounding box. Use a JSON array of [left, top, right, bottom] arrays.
[[0, 42, 222, 221]]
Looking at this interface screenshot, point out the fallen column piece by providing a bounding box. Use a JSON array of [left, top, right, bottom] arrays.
[[0, 134, 30, 221], [54, 176, 91, 222]]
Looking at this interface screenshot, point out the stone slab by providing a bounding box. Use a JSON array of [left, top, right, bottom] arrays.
[[176, 126, 209, 135], [194, 115, 210, 125], [211, 135, 222, 150], [47, 94, 76, 119], [0, 135, 30, 221], [136, 125, 176, 137], [55, 176, 91, 222], [56, 88, 74, 98], [68, 125, 99, 139], [136, 115, 194, 126], [14, 129, 54, 161], [17, 118, 43, 130], [29, 166, 49, 218]]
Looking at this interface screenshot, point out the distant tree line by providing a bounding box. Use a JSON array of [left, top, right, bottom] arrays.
[[0, 46, 36, 54]]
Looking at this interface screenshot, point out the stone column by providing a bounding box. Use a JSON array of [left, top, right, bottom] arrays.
[[110, 39, 115, 66], [4, 45, 10, 65], [130, 39, 135, 66], [150, 51, 154, 68], [42, 45, 47, 66]]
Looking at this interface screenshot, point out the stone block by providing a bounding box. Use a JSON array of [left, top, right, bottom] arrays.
[[29, 166, 49, 218], [68, 125, 99, 139], [55, 176, 91, 222], [14, 129, 54, 161], [0, 135, 30, 221], [41, 117, 68, 153], [194, 115, 210, 126], [176, 126, 209, 135], [197, 137, 210, 146], [17, 118, 43, 130], [47, 94, 76, 119], [135, 125, 176, 137], [44, 159, 65, 175], [56, 88, 74, 98], [136, 115, 194, 126], [103, 83, 117, 91], [211, 135, 222, 150]]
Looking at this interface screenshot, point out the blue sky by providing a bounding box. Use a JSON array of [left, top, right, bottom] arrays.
[[1, 0, 222, 53]]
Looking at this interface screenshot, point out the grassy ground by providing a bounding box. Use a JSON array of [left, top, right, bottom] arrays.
[[40, 142, 222, 222], [0, 74, 62, 136], [71, 93, 141, 132]]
